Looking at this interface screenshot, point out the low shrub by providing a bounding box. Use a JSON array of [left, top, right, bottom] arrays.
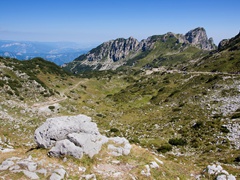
[[48, 106, 55, 111], [169, 138, 187, 146], [157, 144, 172, 153]]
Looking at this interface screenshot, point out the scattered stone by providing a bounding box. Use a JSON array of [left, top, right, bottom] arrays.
[[49, 168, 67, 180], [113, 172, 123, 178], [53, 168, 66, 179], [0, 148, 15, 153], [35, 168, 47, 176], [79, 166, 86, 172], [80, 173, 96, 180], [149, 161, 159, 169], [204, 164, 236, 180], [50, 172, 62, 180], [17, 159, 38, 171], [108, 137, 132, 156], [207, 164, 223, 174], [0, 160, 14, 170], [154, 157, 164, 165], [141, 165, 151, 177], [9, 165, 20, 171], [111, 160, 120, 164], [63, 157, 67, 162], [23, 170, 39, 180]]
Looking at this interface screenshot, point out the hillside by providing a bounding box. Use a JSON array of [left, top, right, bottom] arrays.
[[190, 32, 240, 73], [0, 31, 240, 179], [64, 27, 216, 73]]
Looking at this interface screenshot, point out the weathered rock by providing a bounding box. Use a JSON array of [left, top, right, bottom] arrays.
[[35, 114, 132, 159], [0, 159, 14, 170], [80, 174, 96, 180], [149, 161, 159, 169], [50, 173, 62, 180], [9, 165, 21, 171], [184, 27, 216, 50], [55, 168, 66, 178], [108, 137, 132, 156], [17, 159, 38, 171], [141, 165, 151, 177], [67, 133, 108, 158], [205, 164, 236, 180], [216, 174, 236, 180], [34, 114, 99, 148], [35, 168, 47, 176], [207, 164, 223, 174], [48, 139, 83, 159], [23, 170, 39, 180], [154, 157, 164, 165]]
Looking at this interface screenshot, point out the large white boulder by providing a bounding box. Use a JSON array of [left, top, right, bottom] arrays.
[[34, 114, 132, 159], [34, 114, 99, 148]]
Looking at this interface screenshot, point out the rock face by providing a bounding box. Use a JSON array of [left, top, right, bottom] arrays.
[[184, 27, 216, 50], [64, 27, 216, 73], [34, 114, 131, 159]]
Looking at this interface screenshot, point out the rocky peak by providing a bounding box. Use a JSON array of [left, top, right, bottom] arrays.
[[84, 37, 140, 63], [218, 31, 240, 51], [184, 27, 216, 50]]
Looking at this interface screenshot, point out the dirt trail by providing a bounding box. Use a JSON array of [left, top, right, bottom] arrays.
[[32, 80, 83, 108]]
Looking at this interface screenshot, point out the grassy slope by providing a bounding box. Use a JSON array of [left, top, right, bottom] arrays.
[[1, 32, 240, 179]]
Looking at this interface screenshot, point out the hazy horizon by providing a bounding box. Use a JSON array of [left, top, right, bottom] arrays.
[[1, 0, 239, 45]]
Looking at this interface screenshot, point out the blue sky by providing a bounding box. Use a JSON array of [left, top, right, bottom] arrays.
[[0, 0, 239, 45]]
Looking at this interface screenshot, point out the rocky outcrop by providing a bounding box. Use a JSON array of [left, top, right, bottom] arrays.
[[184, 27, 216, 50], [72, 37, 142, 71], [34, 114, 131, 159], [218, 39, 230, 50], [218, 31, 240, 51]]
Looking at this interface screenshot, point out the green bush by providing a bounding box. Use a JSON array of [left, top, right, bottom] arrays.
[[234, 156, 240, 162], [192, 121, 203, 129], [169, 138, 187, 146], [157, 144, 172, 153], [6, 90, 13, 95], [231, 113, 240, 119], [48, 106, 55, 111], [220, 126, 230, 133], [110, 128, 119, 133]]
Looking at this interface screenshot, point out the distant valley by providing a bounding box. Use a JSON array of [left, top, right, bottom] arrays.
[[0, 40, 94, 65]]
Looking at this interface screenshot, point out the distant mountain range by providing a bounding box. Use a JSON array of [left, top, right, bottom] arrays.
[[0, 40, 94, 65], [64, 27, 217, 73]]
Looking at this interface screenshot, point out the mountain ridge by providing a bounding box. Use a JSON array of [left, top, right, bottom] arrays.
[[64, 27, 216, 73]]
